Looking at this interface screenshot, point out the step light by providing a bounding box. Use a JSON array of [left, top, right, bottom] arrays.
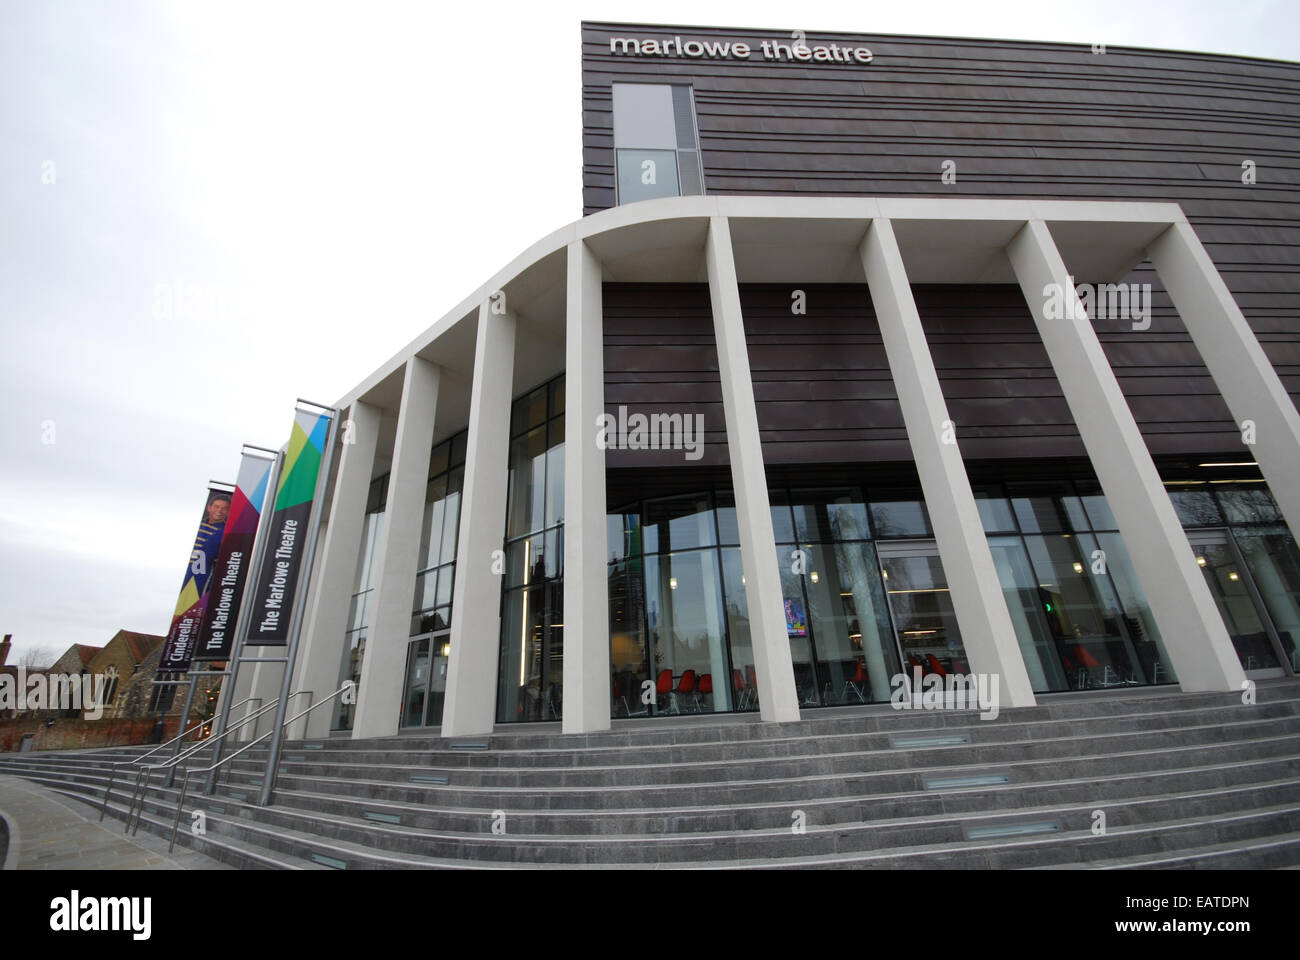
[[923, 774, 1010, 790], [450, 741, 489, 750], [363, 811, 402, 825], [966, 821, 1061, 840], [311, 853, 348, 870], [303, 743, 325, 749], [209, 804, 226, 814], [410, 774, 449, 784], [288, 754, 305, 762], [891, 734, 970, 748], [227, 791, 247, 801]]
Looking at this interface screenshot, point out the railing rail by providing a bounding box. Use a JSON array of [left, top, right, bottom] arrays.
[[123, 697, 282, 834], [98, 697, 260, 822], [166, 681, 354, 851]]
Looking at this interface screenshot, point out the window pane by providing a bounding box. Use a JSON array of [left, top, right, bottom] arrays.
[[450, 431, 467, 467], [511, 387, 548, 436], [1217, 487, 1281, 524], [1074, 483, 1117, 531], [1234, 526, 1300, 671], [606, 509, 641, 563], [1168, 486, 1223, 526], [868, 492, 931, 538], [440, 467, 463, 562], [612, 83, 677, 149], [546, 417, 565, 528], [609, 559, 650, 718], [549, 377, 565, 418], [791, 488, 868, 543], [643, 493, 715, 554], [804, 541, 897, 705], [617, 149, 680, 204], [987, 535, 1067, 692], [506, 426, 548, 538], [713, 489, 739, 546], [645, 550, 731, 714], [427, 442, 450, 479], [401, 638, 430, 728], [974, 487, 1017, 533]]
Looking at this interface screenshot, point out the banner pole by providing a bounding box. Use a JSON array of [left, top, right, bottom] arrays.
[[258, 409, 339, 806], [204, 449, 284, 795], [164, 674, 200, 788]]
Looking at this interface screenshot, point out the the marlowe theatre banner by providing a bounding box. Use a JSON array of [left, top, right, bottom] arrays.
[[192, 449, 274, 661], [157, 486, 231, 674], [248, 408, 331, 645]]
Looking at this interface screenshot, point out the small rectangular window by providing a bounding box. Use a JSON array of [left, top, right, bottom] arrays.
[[612, 83, 704, 205]]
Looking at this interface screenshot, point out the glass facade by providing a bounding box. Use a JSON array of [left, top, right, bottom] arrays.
[[1170, 481, 1300, 673], [334, 474, 388, 730], [399, 431, 468, 728], [497, 376, 566, 723], [607, 491, 755, 717], [973, 480, 1176, 691]]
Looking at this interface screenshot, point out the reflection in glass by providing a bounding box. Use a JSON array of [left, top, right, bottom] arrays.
[[879, 554, 968, 679], [1195, 539, 1279, 669], [1234, 527, 1300, 671], [645, 550, 730, 714]]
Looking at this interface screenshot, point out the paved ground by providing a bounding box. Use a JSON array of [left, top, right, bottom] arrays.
[[0, 775, 233, 870]]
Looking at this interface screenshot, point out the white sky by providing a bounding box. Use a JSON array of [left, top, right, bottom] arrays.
[[1, 0, 1296, 664]]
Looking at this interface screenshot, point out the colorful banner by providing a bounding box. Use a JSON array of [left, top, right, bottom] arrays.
[[192, 451, 274, 661], [158, 487, 233, 674], [248, 408, 332, 645]]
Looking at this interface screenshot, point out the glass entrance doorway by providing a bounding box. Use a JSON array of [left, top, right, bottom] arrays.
[[400, 630, 451, 727], [875, 541, 970, 680], [1189, 529, 1293, 678]]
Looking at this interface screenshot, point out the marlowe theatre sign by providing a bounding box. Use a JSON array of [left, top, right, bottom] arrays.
[[610, 35, 873, 64]]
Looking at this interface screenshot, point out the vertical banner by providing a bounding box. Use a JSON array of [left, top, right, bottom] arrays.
[[193, 450, 274, 661], [158, 487, 233, 674], [248, 407, 332, 645]]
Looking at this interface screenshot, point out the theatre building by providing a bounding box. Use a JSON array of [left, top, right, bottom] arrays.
[[251, 22, 1300, 740]]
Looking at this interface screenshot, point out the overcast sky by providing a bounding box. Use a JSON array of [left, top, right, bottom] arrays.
[[1, 0, 1296, 665]]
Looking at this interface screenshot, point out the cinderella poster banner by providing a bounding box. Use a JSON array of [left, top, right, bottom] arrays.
[[157, 486, 232, 674]]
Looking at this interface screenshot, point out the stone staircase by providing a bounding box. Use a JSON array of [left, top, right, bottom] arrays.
[[3, 679, 1300, 869]]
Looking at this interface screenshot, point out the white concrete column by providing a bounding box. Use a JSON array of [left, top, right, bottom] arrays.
[[861, 219, 1038, 707], [442, 302, 516, 736], [351, 358, 440, 738], [1007, 219, 1245, 692], [704, 215, 801, 722], [288, 400, 380, 738], [562, 240, 611, 734], [1147, 220, 1300, 540]]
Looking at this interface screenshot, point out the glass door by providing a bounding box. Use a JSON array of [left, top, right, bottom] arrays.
[[1189, 529, 1289, 678], [875, 540, 970, 682]]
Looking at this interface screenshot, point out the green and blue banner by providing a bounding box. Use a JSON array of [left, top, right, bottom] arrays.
[[247, 408, 332, 645]]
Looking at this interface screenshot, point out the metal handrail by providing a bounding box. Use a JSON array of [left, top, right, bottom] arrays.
[[98, 697, 260, 822], [124, 697, 281, 835], [166, 681, 354, 851]]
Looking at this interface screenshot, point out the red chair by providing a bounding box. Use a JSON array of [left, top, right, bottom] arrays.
[[733, 669, 751, 710], [925, 654, 949, 678], [655, 669, 674, 713], [841, 659, 869, 704], [671, 670, 697, 714], [697, 673, 713, 712]]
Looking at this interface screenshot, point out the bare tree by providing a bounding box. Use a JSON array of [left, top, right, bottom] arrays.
[[17, 645, 57, 669]]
